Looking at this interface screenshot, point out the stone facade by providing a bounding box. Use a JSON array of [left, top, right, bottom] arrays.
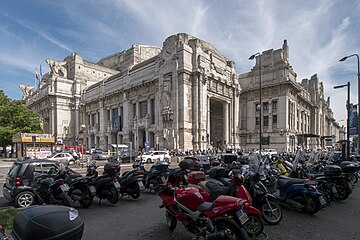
[[22, 33, 342, 152], [239, 40, 341, 152], [81, 33, 240, 152], [24, 52, 119, 146]]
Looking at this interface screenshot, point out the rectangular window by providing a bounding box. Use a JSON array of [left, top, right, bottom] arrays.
[[263, 102, 269, 111], [272, 115, 277, 125], [262, 136, 270, 145], [255, 103, 261, 112], [107, 110, 110, 122], [120, 107, 123, 131], [97, 112, 100, 131], [151, 99, 155, 124], [140, 101, 147, 118], [263, 116, 269, 127], [133, 103, 137, 117], [88, 115, 91, 125], [272, 100, 278, 110], [255, 117, 260, 126]]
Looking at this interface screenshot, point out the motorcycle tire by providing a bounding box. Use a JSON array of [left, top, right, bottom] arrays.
[[165, 210, 177, 231], [107, 186, 119, 204], [57, 192, 74, 207], [349, 173, 358, 185], [79, 187, 93, 208], [243, 214, 264, 237], [302, 195, 321, 215], [214, 219, 250, 240], [334, 181, 350, 201], [260, 199, 283, 225], [129, 183, 141, 199]]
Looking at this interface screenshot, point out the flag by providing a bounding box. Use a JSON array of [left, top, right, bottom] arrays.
[[35, 67, 39, 80], [39, 64, 43, 78]]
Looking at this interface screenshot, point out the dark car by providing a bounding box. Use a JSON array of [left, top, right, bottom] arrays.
[[183, 155, 211, 174], [110, 151, 137, 163], [3, 160, 62, 208], [92, 151, 111, 160]]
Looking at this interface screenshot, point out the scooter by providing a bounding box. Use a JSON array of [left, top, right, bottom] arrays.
[[134, 160, 169, 193], [86, 161, 120, 204], [275, 175, 327, 214], [117, 167, 145, 199]]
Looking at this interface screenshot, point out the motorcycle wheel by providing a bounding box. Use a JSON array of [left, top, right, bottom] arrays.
[[57, 192, 74, 207], [129, 183, 141, 199], [302, 195, 321, 215], [334, 181, 350, 201], [243, 214, 264, 237], [79, 187, 93, 208], [260, 199, 283, 225], [165, 210, 177, 231], [348, 173, 358, 185], [107, 186, 119, 204], [214, 219, 250, 240]]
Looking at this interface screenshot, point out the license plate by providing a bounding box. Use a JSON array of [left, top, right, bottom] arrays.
[[89, 186, 96, 195], [331, 186, 337, 194], [318, 196, 326, 206], [236, 209, 249, 225], [161, 176, 166, 183], [183, 175, 188, 181], [114, 181, 121, 189], [138, 181, 145, 190], [60, 184, 70, 192]]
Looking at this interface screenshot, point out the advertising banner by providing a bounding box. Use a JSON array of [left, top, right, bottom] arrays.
[[349, 104, 358, 136]]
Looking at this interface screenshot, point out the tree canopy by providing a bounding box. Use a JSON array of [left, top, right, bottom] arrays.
[[0, 90, 42, 155]]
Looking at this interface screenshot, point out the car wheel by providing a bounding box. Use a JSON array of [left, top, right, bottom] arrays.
[[15, 191, 35, 208]]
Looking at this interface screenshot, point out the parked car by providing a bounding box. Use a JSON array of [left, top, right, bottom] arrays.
[[92, 151, 111, 160], [109, 151, 137, 163], [3, 160, 63, 207], [256, 148, 278, 156], [46, 152, 75, 165], [141, 151, 171, 163]]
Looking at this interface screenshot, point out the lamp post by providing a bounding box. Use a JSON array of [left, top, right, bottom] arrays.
[[339, 54, 360, 155], [334, 82, 351, 161], [249, 52, 262, 156]]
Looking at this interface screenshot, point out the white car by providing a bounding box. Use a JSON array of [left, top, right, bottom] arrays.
[[47, 153, 75, 165], [141, 151, 171, 163], [256, 149, 278, 156]]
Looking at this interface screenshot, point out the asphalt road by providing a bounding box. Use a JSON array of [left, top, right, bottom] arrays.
[[74, 186, 360, 240]]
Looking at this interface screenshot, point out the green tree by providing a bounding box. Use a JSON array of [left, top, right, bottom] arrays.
[[0, 90, 42, 157]]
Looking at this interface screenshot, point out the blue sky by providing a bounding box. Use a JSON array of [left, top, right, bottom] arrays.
[[0, 0, 359, 123]]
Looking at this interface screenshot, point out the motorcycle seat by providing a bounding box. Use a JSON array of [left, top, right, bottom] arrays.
[[197, 202, 213, 212], [308, 173, 324, 179], [205, 181, 232, 201], [278, 176, 305, 188]]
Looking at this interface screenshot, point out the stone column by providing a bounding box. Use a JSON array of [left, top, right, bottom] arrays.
[[193, 75, 199, 149], [223, 102, 229, 147], [207, 97, 210, 146], [136, 101, 140, 150]]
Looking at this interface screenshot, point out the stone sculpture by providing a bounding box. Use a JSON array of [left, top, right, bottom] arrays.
[[18, 84, 35, 99], [45, 58, 67, 78]]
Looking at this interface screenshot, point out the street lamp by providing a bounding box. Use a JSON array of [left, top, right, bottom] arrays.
[[249, 52, 262, 156], [334, 82, 351, 161], [339, 54, 360, 154]]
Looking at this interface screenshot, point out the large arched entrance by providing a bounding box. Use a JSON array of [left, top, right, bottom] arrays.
[[209, 98, 228, 149]]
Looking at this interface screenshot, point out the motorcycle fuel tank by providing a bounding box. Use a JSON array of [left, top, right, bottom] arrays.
[[175, 187, 205, 211]]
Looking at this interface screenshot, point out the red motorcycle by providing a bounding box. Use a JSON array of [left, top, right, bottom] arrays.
[[187, 170, 264, 237], [158, 182, 250, 240]]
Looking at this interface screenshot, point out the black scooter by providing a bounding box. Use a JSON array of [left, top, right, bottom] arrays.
[[86, 161, 120, 205], [117, 167, 145, 199], [133, 159, 169, 193]]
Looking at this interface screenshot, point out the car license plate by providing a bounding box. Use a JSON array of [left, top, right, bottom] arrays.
[[331, 186, 337, 194], [161, 176, 166, 183], [236, 209, 249, 225], [318, 196, 326, 206], [90, 186, 96, 195], [60, 184, 70, 192], [114, 181, 121, 189], [138, 181, 145, 190]]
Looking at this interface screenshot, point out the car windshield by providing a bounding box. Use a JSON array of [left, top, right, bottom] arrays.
[[143, 152, 152, 155]]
